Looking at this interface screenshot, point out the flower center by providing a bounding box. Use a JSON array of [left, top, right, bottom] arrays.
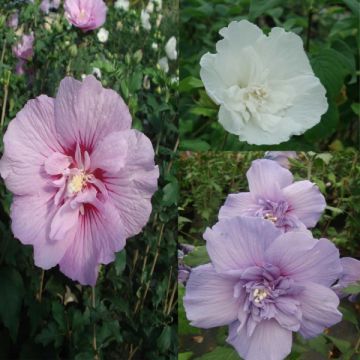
[[67, 171, 88, 194], [263, 213, 278, 223], [79, 9, 87, 20], [246, 86, 268, 103], [253, 288, 268, 303]]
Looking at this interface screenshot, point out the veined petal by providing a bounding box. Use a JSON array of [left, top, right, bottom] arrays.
[[184, 264, 241, 328], [298, 282, 342, 339], [227, 319, 292, 360], [205, 217, 282, 274], [283, 180, 326, 227], [219, 192, 260, 220]]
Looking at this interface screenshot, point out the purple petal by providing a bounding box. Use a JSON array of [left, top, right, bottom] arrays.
[[247, 159, 293, 199], [227, 319, 292, 360], [265, 232, 342, 287], [283, 180, 326, 227], [298, 282, 342, 339], [218, 192, 261, 219], [334, 257, 360, 298], [205, 217, 282, 274], [184, 264, 241, 328]]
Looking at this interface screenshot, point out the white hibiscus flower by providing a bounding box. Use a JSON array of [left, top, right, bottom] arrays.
[[165, 36, 177, 60], [200, 20, 328, 145]]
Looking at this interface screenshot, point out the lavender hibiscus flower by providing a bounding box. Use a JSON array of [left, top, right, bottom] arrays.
[[333, 257, 360, 301], [219, 159, 326, 232], [184, 217, 342, 360]]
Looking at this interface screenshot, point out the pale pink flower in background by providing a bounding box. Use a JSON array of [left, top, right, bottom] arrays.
[[64, 0, 107, 31], [40, 0, 61, 13], [13, 33, 35, 60], [7, 12, 19, 29], [0, 76, 159, 285]]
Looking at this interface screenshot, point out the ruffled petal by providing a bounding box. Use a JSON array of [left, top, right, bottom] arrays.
[[265, 232, 342, 287], [218, 192, 260, 219], [104, 130, 159, 238], [59, 200, 126, 285], [247, 159, 293, 199], [227, 319, 292, 360], [90, 131, 128, 174], [184, 264, 241, 328], [283, 180, 326, 227], [205, 217, 282, 274], [298, 282, 342, 339], [54, 76, 131, 150], [0, 95, 62, 195]]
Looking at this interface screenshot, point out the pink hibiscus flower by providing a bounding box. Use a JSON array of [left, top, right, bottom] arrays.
[[64, 0, 107, 31], [0, 76, 159, 285]]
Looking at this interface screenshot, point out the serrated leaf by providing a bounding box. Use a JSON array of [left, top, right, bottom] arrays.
[[0, 267, 25, 341]]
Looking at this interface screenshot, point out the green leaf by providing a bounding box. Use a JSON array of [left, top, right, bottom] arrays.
[[342, 282, 360, 294], [0, 267, 25, 341], [162, 181, 179, 206], [179, 77, 203, 93], [351, 102, 360, 115], [184, 246, 210, 267], [304, 100, 339, 142], [343, 0, 360, 18], [194, 346, 239, 360], [52, 301, 66, 332], [311, 49, 352, 99], [157, 325, 172, 352], [249, 0, 283, 20], [180, 139, 211, 151], [325, 335, 352, 353], [179, 352, 194, 360], [114, 250, 127, 276]]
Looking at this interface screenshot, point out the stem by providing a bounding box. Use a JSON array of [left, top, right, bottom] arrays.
[[1, 71, 10, 130], [92, 287, 98, 360], [305, 2, 314, 52], [37, 270, 45, 302]]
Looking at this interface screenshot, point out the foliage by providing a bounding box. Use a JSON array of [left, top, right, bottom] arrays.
[[0, 0, 178, 359], [179, 0, 359, 151], [178, 151, 360, 359]]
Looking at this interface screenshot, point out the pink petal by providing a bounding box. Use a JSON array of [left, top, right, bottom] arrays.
[[54, 76, 131, 150], [44, 152, 72, 175], [247, 159, 293, 199], [11, 193, 73, 269], [49, 200, 80, 242], [104, 130, 159, 238], [227, 319, 292, 360], [184, 264, 241, 328], [204, 217, 282, 275], [59, 201, 126, 285], [265, 232, 342, 286], [90, 131, 128, 173], [0, 95, 62, 195], [283, 180, 326, 227]]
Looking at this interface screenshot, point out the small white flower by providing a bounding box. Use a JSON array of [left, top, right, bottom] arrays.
[[81, 74, 86, 80], [92, 67, 102, 79], [151, 42, 158, 50], [200, 20, 328, 145], [141, 10, 151, 31], [156, 14, 162, 27], [146, 1, 154, 13], [97, 28, 109, 43], [115, 0, 129, 11], [158, 57, 169, 73], [165, 36, 177, 60]]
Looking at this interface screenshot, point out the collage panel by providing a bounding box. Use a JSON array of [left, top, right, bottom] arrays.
[[179, 0, 359, 151], [0, 1, 178, 359], [178, 151, 360, 359]]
